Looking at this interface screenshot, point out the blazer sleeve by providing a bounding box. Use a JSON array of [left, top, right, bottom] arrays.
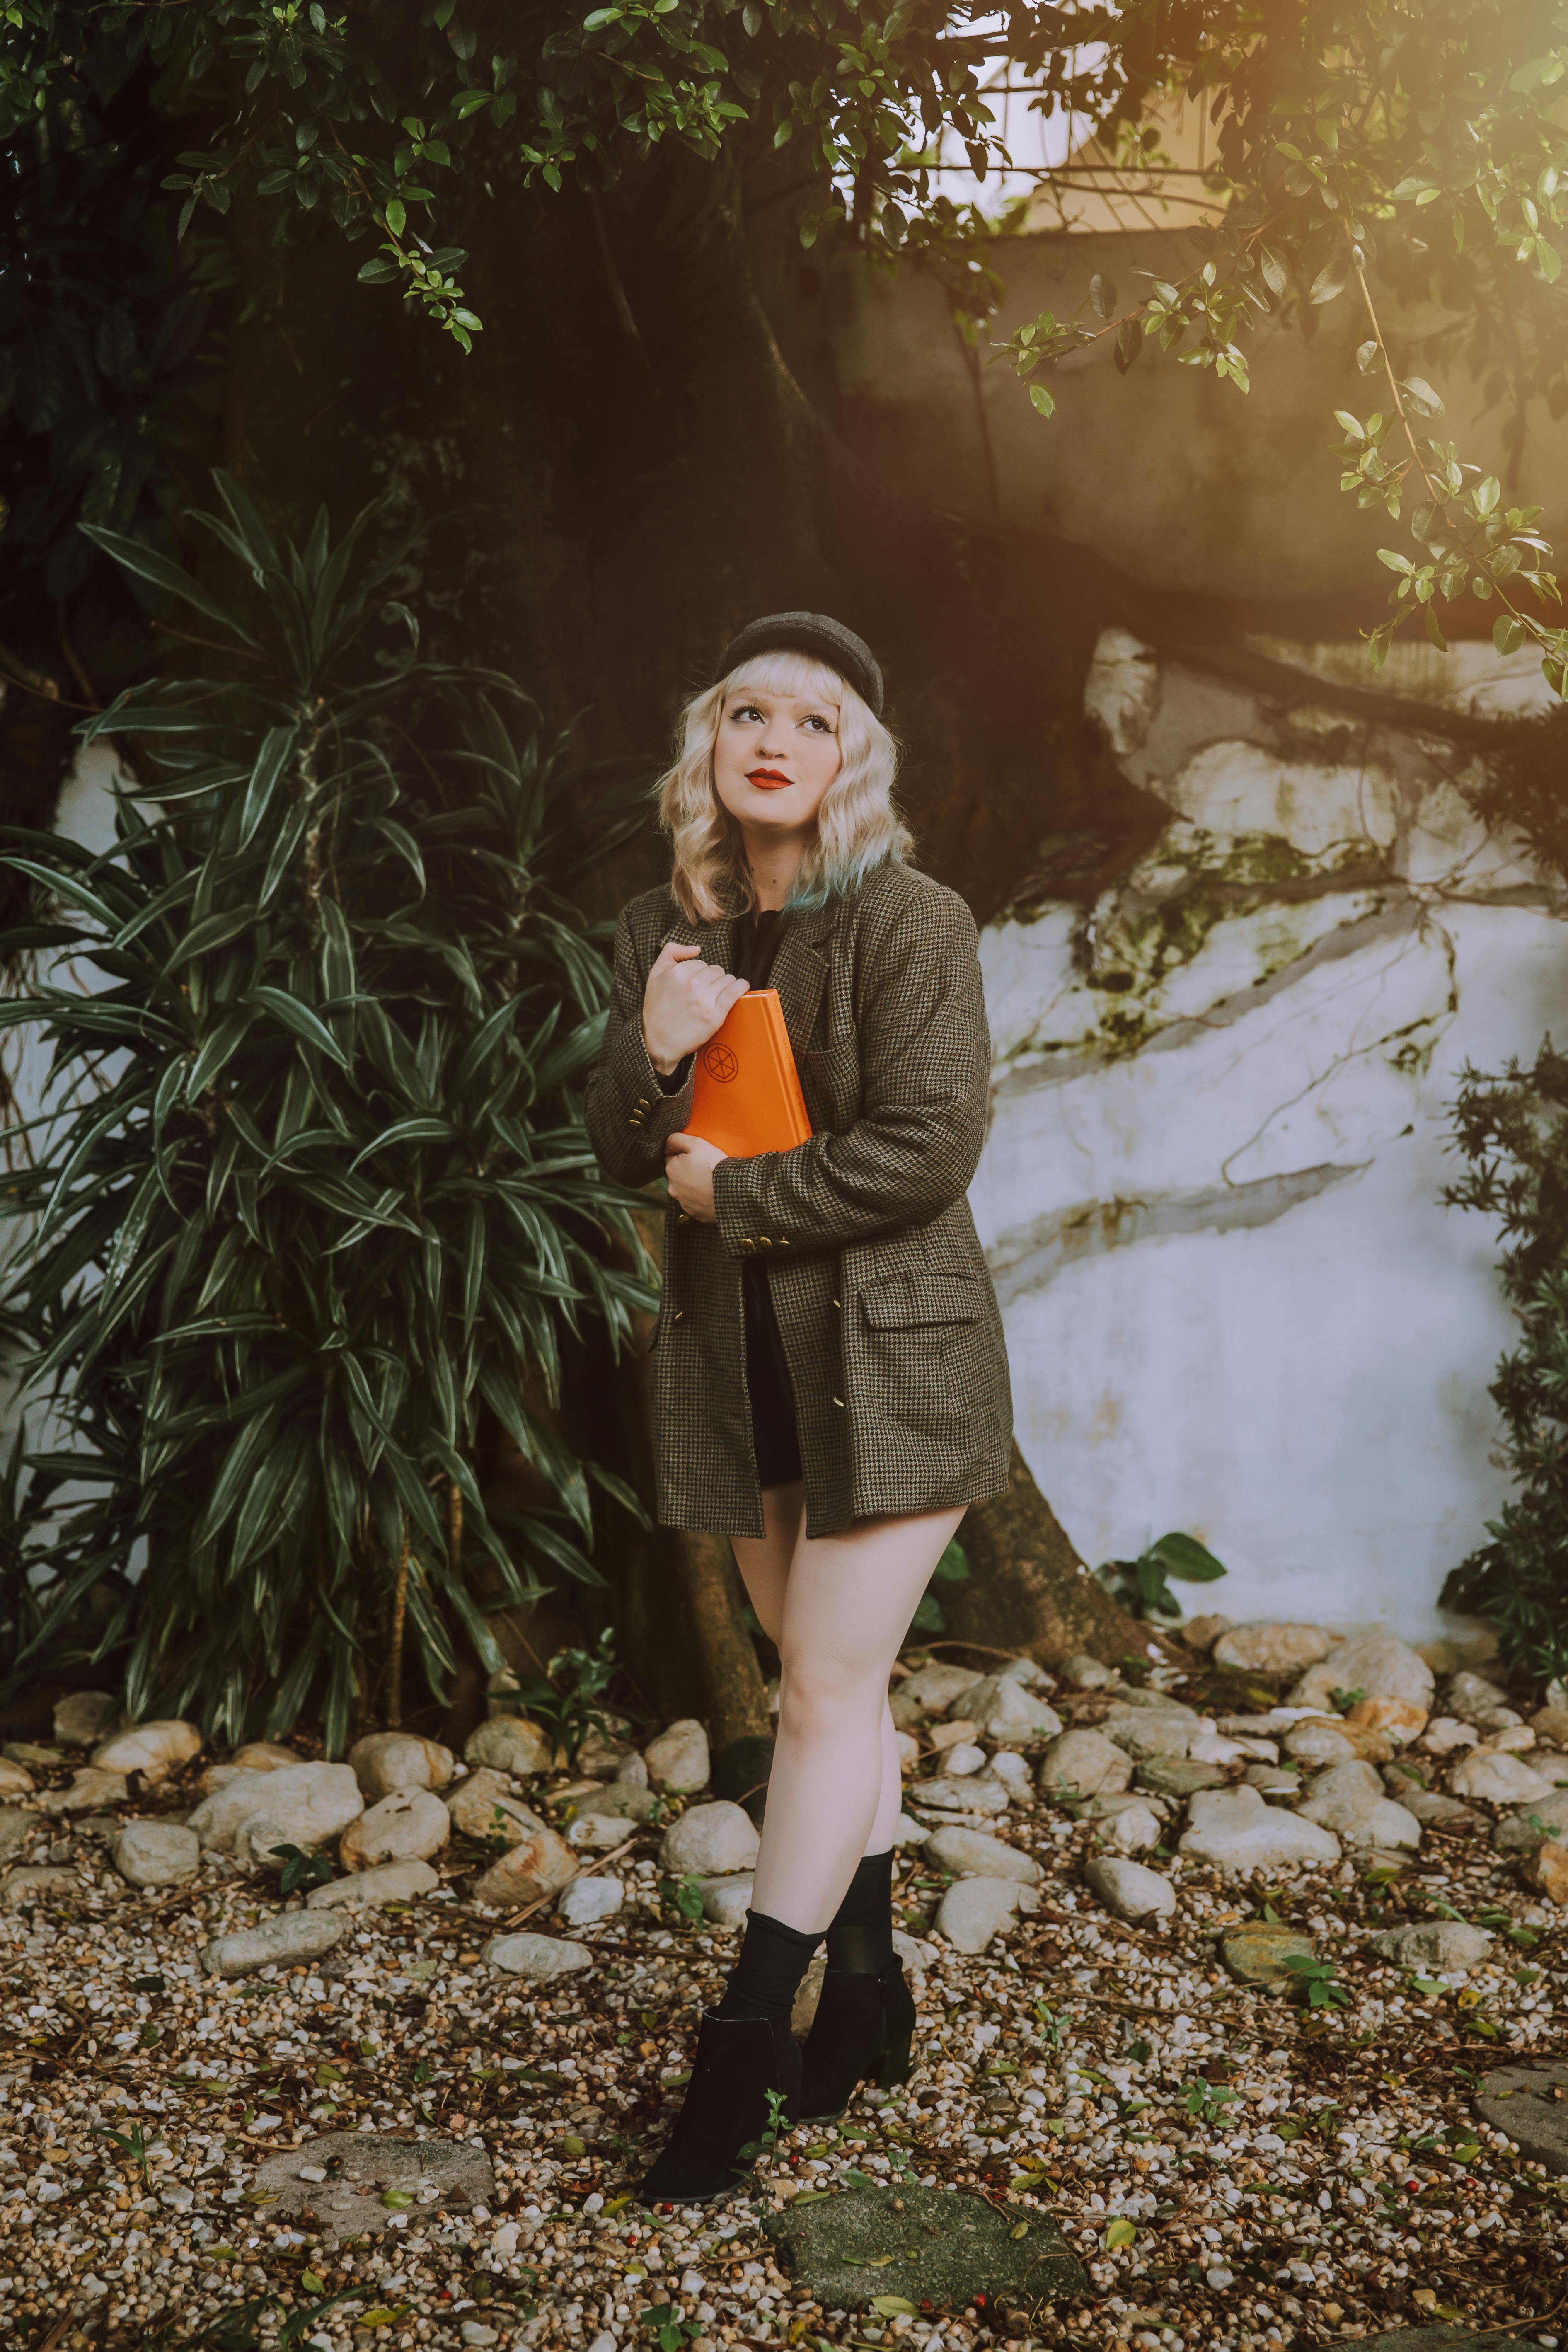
[[711, 887, 989, 1258], [584, 908, 697, 1187]]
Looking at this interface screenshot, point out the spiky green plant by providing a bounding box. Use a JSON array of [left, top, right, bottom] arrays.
[[0, 474, 654, 1749]]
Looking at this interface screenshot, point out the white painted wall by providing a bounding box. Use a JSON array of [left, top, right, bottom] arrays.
[[971, 631, 1568, 1641]]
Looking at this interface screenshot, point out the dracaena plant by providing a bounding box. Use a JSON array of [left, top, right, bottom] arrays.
[[0, 473, 655, 1751]]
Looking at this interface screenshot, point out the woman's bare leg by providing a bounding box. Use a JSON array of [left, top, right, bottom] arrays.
[[750, 1505, 965, 1931], [732, 1494, 927, 1873]]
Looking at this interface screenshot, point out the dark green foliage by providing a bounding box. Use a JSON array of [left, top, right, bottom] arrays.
[[1442, 1043, 1568, 1680], [909, 1534, 970, 1635], [1099, 1530, 1227, 1623], [501, 1624, 617, 1769], [0, 474, 656, 1748]]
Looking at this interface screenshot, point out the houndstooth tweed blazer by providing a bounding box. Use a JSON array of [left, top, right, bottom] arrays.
[[585, 859, 1013, 1539]]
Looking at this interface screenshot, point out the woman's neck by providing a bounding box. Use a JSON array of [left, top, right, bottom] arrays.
[[743, 828, 809, 913]]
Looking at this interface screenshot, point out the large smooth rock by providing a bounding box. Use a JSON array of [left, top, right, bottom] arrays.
[[557, 1875, 624, 1927], [1177, 1614, 1233, 1655], [112, 1820, 201, 1888], [201, 1911, 346, 1977], [1529, 1704, 1568, 1746], [923, 1826, 1040, 1883], [643, 1718, 711, 1793], [41, 1767, 128, 1815], [91, 1718, 202, 1783], [463, 1716, 555, 1778], [1282, 1718, 1357, 1765], [187, 1761, 363, 1854], [1084, 1856, 1175, 1922], [0, 1811, 41, 1864], [936, 1877, 1023, 1953], [572, 1783, 660, 1824], [1098, 1801, 1163, 1855], [1061, 1653, 1120, 1688], [1445, 1671, 1510, 1723], [764, 2183, 1086, 2312], [1370, 1921, 1494, 1974], [1101, 1701, 1203, 1761], [566, 1810, 641, 1852], [53, 1691, 121, 1749], [1493, 1788, 1568, 1851], [469, 1827, 578, 1908], [252, 2129, 493, 2241], [1448, 1749, 1556, 1805], [306, 1858, 440, 1910], [1291, 1635, 1434, 1718], [339, 1788, 451, 1872], [896, 1662, 987, 1714], [348, 1732, 455, 1802], [1421, 1717, 1479, 1755], [1298, 1761, 1421, 1849], [1345, 1696, 1427, 1746], [1474, 2062, 1568, 2174], [1220, 1923, 1316, 1984], [1134, 1756, 1227, 1798], [660, 1800, 760, 1877], [1038, 1728, 1133, 1798], [911, 1773, 1011, 1815], [444, 1769, 549, 1845], [198, 1743, 302, 1794], [697, 1873, 754, 1929], [1178, 1784, 1341, 1874], [0, 1866, 79, 1912], [1212, 1624, 1335, 1675], [0, 1759, 33, 1800], [947, 1675, 1062, 1748], [1527, 1839, 1568, 1904], [482, 1931, 592, 1982]]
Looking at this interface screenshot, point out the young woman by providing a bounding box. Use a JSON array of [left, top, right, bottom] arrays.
[[586, 611, 1012, 2203]]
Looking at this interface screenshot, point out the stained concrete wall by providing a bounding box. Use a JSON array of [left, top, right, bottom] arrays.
[[752, 208, 1568, 1638]]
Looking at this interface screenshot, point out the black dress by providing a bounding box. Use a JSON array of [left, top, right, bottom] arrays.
[[658, 909, 804, 1491]]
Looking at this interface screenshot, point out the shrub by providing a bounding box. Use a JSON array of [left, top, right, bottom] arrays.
[[0, 475, 654, 1748]]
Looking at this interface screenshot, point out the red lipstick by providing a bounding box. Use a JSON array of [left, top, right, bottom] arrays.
[[747, 767, 792, 790]]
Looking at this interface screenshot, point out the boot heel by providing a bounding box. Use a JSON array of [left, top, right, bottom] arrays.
[[874, 2033, 912, 2090]]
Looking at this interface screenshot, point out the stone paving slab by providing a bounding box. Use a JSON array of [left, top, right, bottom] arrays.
[[1474, 2061, 1568, 2174], [251, 2128, 494, 2242], [764, 2183, 1086, 2315], [1359, 2330, 1541, 2352]]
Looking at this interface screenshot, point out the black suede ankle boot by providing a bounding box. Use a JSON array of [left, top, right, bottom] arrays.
[[640, 2010, 802, 2205], [797, 1958, 916, 2122]]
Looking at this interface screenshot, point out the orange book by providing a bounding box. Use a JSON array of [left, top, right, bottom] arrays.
[[687, 990, 812, 1158]]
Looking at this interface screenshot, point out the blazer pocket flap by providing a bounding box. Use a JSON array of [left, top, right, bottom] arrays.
[[859, 1273, 983, 1329]]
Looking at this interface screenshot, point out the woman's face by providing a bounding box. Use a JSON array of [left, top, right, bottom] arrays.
[[711, 678, 843, 836]]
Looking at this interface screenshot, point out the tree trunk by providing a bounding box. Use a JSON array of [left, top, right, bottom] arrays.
[[670, 1529, 773, 1749], [946, 1443, 1161, 1668]]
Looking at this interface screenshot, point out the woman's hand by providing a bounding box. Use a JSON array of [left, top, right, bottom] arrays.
[[664, 1132, 726, 1221], [641, 941, 749, 1076]]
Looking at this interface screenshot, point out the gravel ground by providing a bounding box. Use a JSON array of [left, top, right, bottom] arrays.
[[3, 1648, 1566, 2352]]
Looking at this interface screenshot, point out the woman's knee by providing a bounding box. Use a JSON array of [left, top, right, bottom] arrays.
[[777, 1651, 879, 1742]]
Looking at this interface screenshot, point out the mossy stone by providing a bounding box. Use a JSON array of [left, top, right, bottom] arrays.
[[764, 2183, 1086, 2316], [1219, 1923, 1316, 1985], [1135, 1756, 1227, 1798]]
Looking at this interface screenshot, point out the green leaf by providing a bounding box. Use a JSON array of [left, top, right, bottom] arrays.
[[1028, 382, 1056, 419], [77, 525, 261, 646], [1146, 1531, 1227, 1582], [1494, 615, 1528, 656], [870, 2298, 918, 2318], [244, 987, 351, 1070], [1105, 2217, 1137, 2248]]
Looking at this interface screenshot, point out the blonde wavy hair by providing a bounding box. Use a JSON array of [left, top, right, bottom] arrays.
[[658, 647, 910, 922]]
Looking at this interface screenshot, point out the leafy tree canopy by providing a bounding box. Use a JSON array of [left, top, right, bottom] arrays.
[[8, 2, 1568, 690]]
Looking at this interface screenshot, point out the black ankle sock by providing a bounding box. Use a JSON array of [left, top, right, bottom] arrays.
[[714, 1910, 824, 2022], [823, 1849, 895, 1977]]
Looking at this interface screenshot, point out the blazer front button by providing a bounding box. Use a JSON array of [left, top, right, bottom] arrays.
[[832, 1394, 846, 1408]]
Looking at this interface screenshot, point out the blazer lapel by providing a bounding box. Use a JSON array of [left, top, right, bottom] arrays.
[[663, 910, 736, 971], [769, 899, 839, 1062]]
